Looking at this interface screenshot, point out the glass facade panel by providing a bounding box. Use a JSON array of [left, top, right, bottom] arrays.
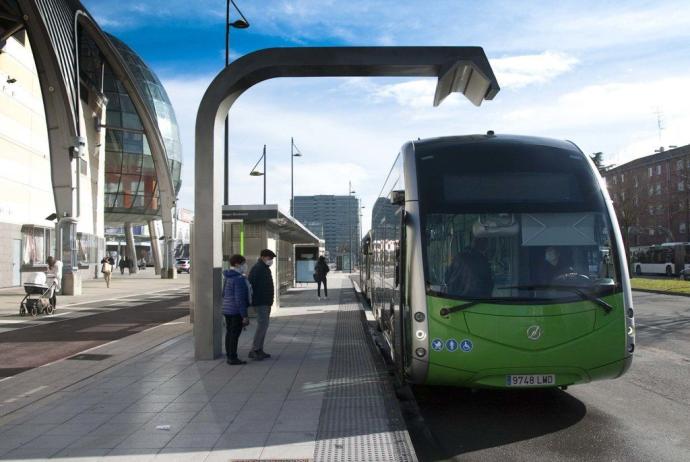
[[101, 33, 182, 222]]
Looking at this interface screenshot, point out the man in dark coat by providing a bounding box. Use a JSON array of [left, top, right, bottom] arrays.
[[247, 249, 276, 360]]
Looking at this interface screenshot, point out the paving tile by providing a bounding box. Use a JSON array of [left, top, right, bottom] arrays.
[[154, 448, 211, 461], [116, 430, 177, 449], [260, 442, 315, 460], [67, 412, 117, 426], [265, 431, 317, 445], [64, 432, 132, 449], [44, 422, 95, 436], [177, 421, 229, 434], [125, 401, 170, 413], [104, 447, 158, 460], [162, 401, 207, 413], [146, 411, 198, 427], [187, 409, 239, 425], [52, 446, 111, 458], [213, 431, 269, 450], [164, 432, 222, 449], [204, 446, 263, 461], [109, 412, 158, 424], [0, 445, 61, 459]]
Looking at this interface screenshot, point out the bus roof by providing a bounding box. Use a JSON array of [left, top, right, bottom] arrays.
[[411, 133, 580, 154]]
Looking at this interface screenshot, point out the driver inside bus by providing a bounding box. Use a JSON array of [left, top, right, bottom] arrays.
[[445, 236, 493, 298], [537, 246, 575, 284]]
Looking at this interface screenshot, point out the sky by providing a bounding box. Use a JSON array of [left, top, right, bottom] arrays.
[[82, 0, 690, 233]]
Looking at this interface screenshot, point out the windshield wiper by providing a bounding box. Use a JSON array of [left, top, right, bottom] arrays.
[[439, 300, 484, 316], [498, 285, 613, 314]]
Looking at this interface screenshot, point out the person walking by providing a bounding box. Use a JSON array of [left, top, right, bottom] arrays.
[[223, 254, 251, 365], [46, 256, 62, 308], [314, 255, 330, 299], [100, 257, 112, 288], [119, 257, 127, 275], [247, 249, 276, 361]]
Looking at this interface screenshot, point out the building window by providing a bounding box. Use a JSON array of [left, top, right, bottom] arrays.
[[648, 186, 654, 197], [656, 205, 663, 215], [678, 159, 684, 171], [656, 184, 661, 195], [680, 201, 685, 210], [612, 176, 617, 185], [621, 191, 626, 201], [634, 176, 639, 187], [633, 196, 639, 206], [657, 165, 662, 175], [681, 223, 687, 234], [621, 173, 625, 183], [679, 182, 685, 192], [613, 193, 618, 202], [648, 167, 653, 177], [649, 229, 655, 236], [649, 206, 654, 216]]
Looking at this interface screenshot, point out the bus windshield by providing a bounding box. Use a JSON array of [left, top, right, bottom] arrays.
[[417, 140, 620, 301]]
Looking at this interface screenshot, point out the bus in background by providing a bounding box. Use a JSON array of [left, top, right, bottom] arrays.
[[365, 133, 634, 389], [631, 243, 690, 277]]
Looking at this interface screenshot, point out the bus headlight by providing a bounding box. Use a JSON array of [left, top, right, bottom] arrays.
[[414, 312, 425, 322], [415, 348, 426, 357]]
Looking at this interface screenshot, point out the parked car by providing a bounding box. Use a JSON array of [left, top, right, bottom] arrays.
[[175, 259, 191, 274]]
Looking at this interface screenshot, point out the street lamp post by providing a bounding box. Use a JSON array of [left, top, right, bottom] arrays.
[[249, 144, 266, 204], [290, 137, 302, 216], [224, 0, 250, 205], [348, 181, 356, 272]]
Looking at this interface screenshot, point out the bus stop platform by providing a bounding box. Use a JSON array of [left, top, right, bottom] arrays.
[[0, 273, 416, 461]]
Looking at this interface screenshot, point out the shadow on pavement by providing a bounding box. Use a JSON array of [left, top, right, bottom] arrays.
[[411, 385, 587, 460]]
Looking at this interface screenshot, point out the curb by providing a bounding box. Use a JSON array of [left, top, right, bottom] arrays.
[[632, 288, 690, 298]]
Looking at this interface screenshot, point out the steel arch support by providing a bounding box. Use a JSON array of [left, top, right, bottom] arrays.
[[193, 46, 500, 360]]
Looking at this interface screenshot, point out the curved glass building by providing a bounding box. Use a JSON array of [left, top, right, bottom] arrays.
[[103, 34, 182, 223]]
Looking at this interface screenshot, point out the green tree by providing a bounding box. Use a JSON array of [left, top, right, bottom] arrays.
[[590, 152, 613, 174]]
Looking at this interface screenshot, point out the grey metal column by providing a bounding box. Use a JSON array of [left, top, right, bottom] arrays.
[[193, 47, 500, 360], [124, 222, 138, 274], [148, 219, 162, 275]]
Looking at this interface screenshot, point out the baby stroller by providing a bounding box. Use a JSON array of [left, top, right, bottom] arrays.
[[20, 272, 57, 316]]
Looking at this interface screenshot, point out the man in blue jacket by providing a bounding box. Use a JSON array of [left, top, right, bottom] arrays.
[[248, 249, 276, 360], [223, 254, 250, 365]]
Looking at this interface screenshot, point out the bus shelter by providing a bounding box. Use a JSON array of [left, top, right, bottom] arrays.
[[222, 205, 320, 307]]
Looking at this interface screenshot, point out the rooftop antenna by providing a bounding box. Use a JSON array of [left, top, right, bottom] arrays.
[[654, 107, 664, 152]]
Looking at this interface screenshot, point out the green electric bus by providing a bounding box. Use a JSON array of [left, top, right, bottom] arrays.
[[364, 134, 634, 388]]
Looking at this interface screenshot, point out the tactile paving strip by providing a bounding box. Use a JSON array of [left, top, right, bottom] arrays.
[[314, 280, 416, 462]]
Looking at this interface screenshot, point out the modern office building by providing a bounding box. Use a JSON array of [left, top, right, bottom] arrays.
[[604, 144, 690, 249], [292, 195, 360, 265], [0, 0, 183, 289]]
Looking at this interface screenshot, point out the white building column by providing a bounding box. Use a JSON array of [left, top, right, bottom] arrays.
[[124, 222, 138, 274], [148, 219, 162, 275]]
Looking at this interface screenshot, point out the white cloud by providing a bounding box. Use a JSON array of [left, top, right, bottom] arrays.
[[492, 52, 578, 89]]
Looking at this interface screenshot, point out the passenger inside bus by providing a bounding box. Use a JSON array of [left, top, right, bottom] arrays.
[[445, 235, 494, 297]]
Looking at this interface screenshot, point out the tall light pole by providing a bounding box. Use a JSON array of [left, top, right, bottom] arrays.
[[290, 137, 302, 216], [224, 0, 250, 205], [359, 204, 365, 269], [249, 145, 266, 204], [348, 181, 356, 272]]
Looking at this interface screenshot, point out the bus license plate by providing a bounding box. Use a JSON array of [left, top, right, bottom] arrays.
[[506, 374, 555, 387]]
